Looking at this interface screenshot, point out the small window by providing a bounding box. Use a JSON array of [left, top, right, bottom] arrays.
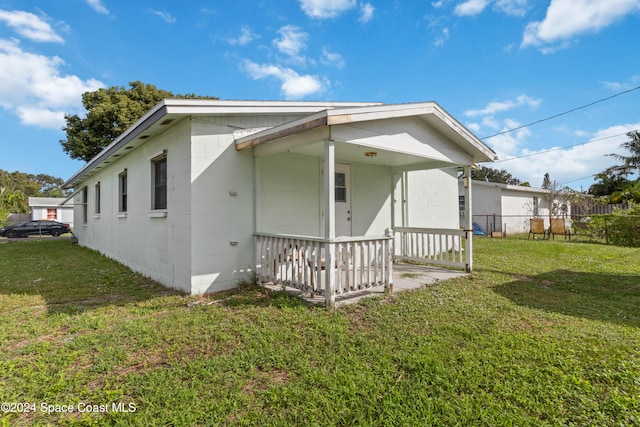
[[533, 197, 539, 217], [152, 153, 167, 210], [119, 171, 128, 212], [81, 187, 88, 224], [95, 182, 101, 214], [335, 172, 346, 203], [459, 195, 465, 220], [47, 208, 57, 220]]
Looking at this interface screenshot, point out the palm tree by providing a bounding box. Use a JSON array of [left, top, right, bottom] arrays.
[[609, 130, 640, 177]]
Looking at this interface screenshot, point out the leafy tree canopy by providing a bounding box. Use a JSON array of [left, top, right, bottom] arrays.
[[60, 81, 218, 162], [608, 130, 640, 177], [471, 167, 521, 185], [0, 169, 68, 223]]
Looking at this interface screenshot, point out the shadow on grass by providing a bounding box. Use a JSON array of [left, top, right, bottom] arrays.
[[493, 269, 640, 328], [0, 239, 183, 315]]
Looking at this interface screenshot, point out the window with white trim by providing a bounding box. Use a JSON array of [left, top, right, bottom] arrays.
[[151, 153, 167, 210], [119, 170, 128, 212], [81, 187, 88, 224], [95, 182, 101, 214]]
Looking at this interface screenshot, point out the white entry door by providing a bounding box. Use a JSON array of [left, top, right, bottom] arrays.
[[335, 163, 352, 237]]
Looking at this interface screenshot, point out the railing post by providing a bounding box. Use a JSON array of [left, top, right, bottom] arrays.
[[385, 228, 393, 293], [325, 241, 336, 309], [464, 165, 473, 273]]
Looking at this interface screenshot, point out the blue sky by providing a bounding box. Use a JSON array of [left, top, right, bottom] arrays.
[[1, 0, 639, 191]]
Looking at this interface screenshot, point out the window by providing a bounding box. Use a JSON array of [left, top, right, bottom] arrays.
[[47, 208, 57, 220], [152, 153, 167, 210], [533, 197, 539, 217], [119, 171, 128, 212], [95, 182, 101, 214], [335, 172, 346, 202], [81, 187, 88, 224], [459, 195, 465, 221]]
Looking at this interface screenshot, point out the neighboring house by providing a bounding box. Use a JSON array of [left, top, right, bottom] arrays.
[[63, 100, 496, 307], [459, 179, 570, 235], [28, 197, 74, 228]]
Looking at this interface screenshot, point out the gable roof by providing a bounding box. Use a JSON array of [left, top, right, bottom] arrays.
[[63, 99, 497, 188], [63, 99, 379, 189], [235, 101, 497, 164]]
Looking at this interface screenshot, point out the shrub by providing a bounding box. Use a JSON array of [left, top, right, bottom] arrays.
[[587, 203, 640, 247]]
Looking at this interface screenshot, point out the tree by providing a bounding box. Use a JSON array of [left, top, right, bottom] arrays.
[[0, 169, 69, 224], [471, 166, 521, 185], [60, 81, 217, 162], [588, 170, 629, 197], [608, 130, 640, 177], [541, 172, 551, 190]]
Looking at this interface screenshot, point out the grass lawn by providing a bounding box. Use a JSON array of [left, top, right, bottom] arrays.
[[0, 237, 638, 426]]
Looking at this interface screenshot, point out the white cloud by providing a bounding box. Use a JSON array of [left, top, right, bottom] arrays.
[[487, 123, 640, 188], [321, 47, 345, 68], [151, 10, 176, 24], [0, 10, 64, 43], [522, 0, 640, 50], [298, 0, 357, 19], [434, 27, 450, 46], [227, 26, 258, 46], [359, 3, 375, 23], [495, 0, 528, 16], [86, 0, 109, 15], [273, 25, 309, 62], [464, 94, 541, 118], [454, 0, 490, 16], [602, 75, 640, 91], [242, 60, 325, 99], [0, 38, 104, 129]]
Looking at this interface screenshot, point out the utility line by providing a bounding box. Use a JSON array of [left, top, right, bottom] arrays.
[[480, 85, 640, 140], [488, 129, 638, 164]]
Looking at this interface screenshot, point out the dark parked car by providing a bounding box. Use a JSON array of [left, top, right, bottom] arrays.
[[0, 220, 71, 238]]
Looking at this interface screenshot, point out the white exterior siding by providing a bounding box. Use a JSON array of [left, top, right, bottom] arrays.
[[463, 180, 559, 234], [65, 100, 496, 295], [257, 153, 321, 236], [73, 119, 193, 292], [189, 118, 256, 294], [351, 162, 393, 236], [406, 169, 460, 229]]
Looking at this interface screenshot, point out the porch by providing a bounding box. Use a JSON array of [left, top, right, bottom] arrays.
[[255, 227, 470, 308], [237, 102, 497, 309], [262, 261, 467, 307]]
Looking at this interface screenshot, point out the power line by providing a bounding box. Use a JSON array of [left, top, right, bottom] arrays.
[[488, 129, 637, 164], [481, 85, 640, 140]]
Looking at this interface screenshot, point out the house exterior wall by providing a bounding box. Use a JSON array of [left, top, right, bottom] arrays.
[[31, 206, 74, 227], [351, 162, 393, 236], [461, 180, 558, 234], [189, 117, 257, 294], [405, 169, 460, 229], [73, 119, 193, 292], [256, 153, 321, 236]]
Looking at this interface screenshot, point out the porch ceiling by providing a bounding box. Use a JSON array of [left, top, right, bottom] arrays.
[[235, 101, 497, 169]]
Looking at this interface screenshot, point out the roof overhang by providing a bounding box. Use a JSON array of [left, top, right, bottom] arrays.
[[235, 102, 498, 170], [63, 99, 381, 189]]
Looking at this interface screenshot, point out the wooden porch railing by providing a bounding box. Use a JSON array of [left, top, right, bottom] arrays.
[[254, 232, 394, 308], [393, 227, 468, 270]]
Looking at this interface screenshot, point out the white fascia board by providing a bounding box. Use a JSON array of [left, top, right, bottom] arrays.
[[163, 99, 382, 115], [63, 99, 382, 188], [63, 101, 169, 189], [471, 179, 550, 194]]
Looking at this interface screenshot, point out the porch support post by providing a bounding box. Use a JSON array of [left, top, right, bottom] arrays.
[[323, 139, 336, 309], [464, 165, 473, 273]]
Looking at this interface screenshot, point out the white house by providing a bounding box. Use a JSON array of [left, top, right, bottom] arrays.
[[28, 197, 74, 228], [459, 179, 570, 235], [64, 100, 496, 308]]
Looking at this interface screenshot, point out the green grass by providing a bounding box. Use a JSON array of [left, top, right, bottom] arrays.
[[1, 237, 639, 426]]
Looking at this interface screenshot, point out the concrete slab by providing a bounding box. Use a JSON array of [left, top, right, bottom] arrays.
[[263, 263, 467, 307]]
